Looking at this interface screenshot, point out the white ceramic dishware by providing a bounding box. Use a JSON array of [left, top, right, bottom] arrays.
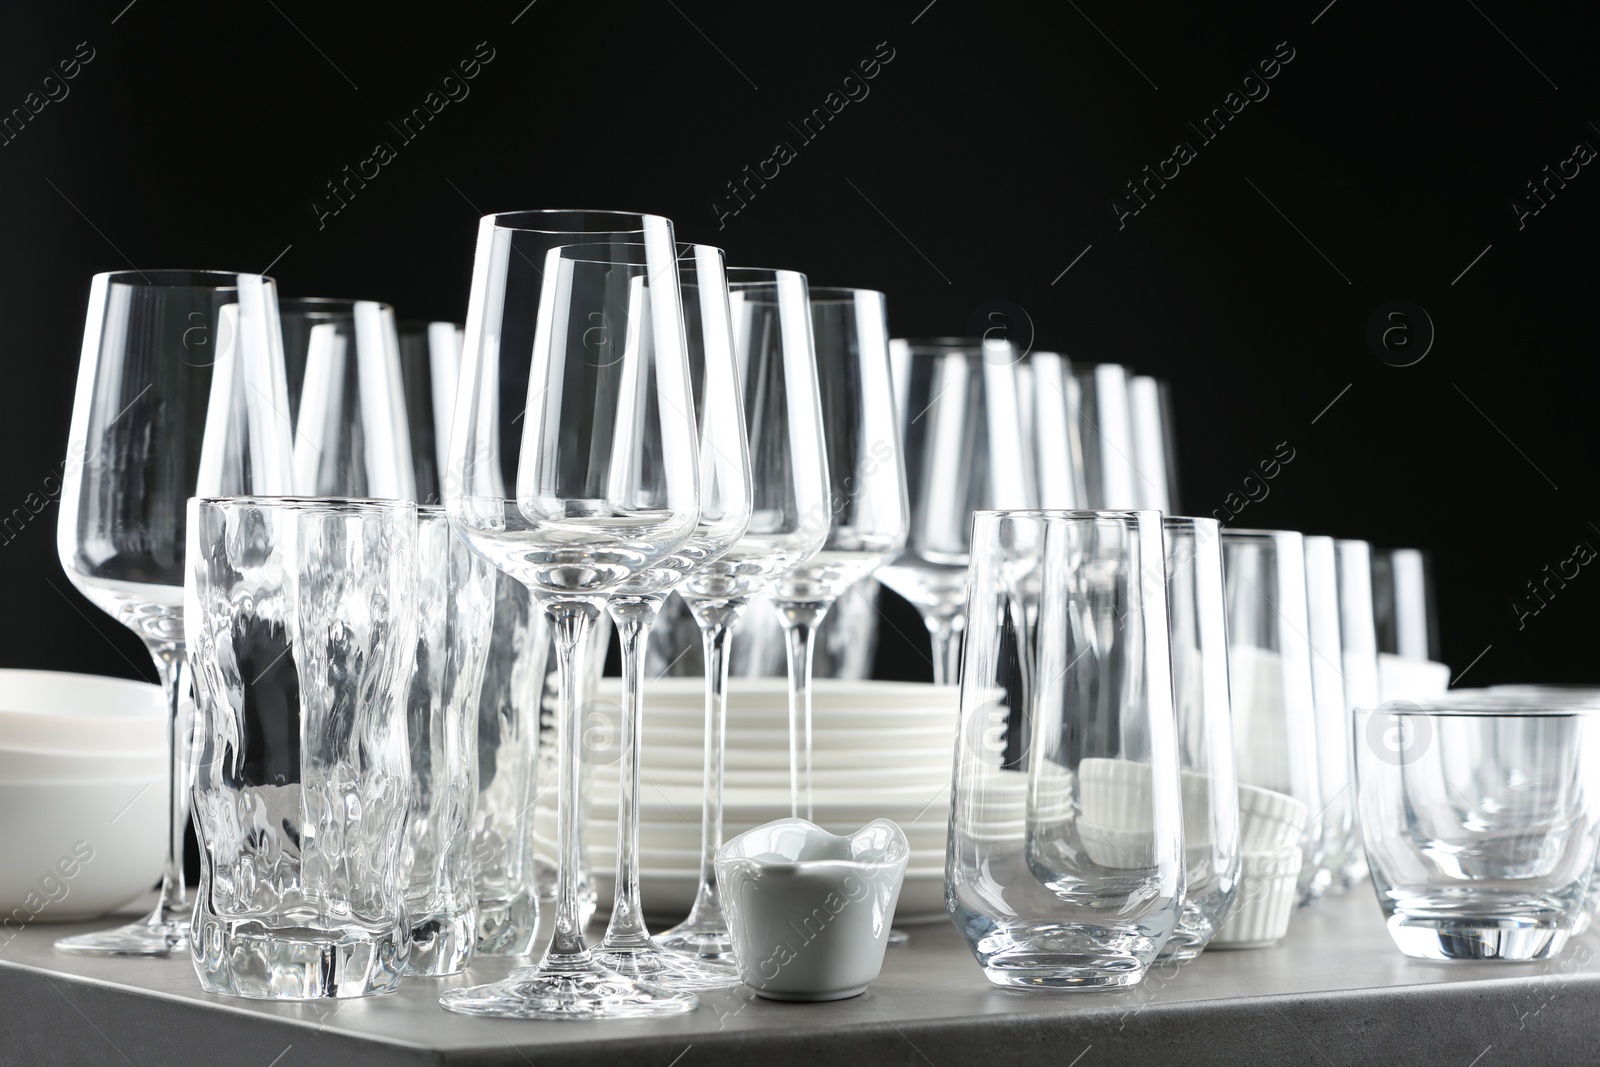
[[0, 669, 164, 754], [716, 818, 908, 1001]]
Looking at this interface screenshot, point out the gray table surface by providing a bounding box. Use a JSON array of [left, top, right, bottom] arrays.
[[4, 890, 1599, 1066]]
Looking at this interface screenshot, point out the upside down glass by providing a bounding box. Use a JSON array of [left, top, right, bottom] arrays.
[[948, 510, 1185, 989], [57, 270, 295, 957], [186, 497, 418, 998], [1355, 698, 1600, 961], [441, 211, 702, 1019]]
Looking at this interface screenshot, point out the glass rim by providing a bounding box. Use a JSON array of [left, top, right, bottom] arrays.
[[97, 269, 273, 290], [972, 508, 1163, 524], [484, 208, 668, 235], [280, 296, 395, 316], [190, 495, 419, 513], [396, 319, 463, 330], [1162, 514, 1221, 532], [1220, 527, 1305, 542], [1357, 697, 1600, 716], [725, 265, 807, 286]]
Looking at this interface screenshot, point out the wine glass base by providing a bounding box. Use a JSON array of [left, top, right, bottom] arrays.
[[655, 924, 737, 963], [596, 945, 743, 990], [55, 920, 189, 958], [439, 966, 699, 1019]]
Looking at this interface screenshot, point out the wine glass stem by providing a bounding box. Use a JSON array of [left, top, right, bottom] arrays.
[[776, 599, 832, 821], [925, 612, 965, 687], [151, 645, 190, 929], [541, 599, 601, 967], [682, 597, 744, 928], [603, 595, 663, 950]]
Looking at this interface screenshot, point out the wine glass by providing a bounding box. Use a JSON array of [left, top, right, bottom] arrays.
[[279, 297, 415, 499], [439, 211, 702, 1020], [589, 243, 752, 989], [769, 287, 908, 819], [56, 270, 294, 956], [397, 319, 464, 504], [655, 266, 830, 963], [878, 338, 1033, 685]]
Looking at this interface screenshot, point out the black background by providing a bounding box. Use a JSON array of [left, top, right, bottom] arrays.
[[2, 0, 1595, 690]]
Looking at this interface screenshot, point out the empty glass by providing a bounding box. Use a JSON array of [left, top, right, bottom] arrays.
[[441, 211, 701, 1019], [1373, 547, 1449, 702], [280, 297, 415, 500], [1129, 376, 1177, 512], [186, 497, 418, 998], [56, 269, 294, 957], [397, 320, 464, 504], [1160, 517, 1240, 959], [878, 338, 1033, 685], [403, 506, 494, 976], [1220, 530, 1324, 911], [1355, 697, 1600, 961], [1334, 539, 1381, 890], [948, 510, 1185, 989], [655, 266, 829, 965], [769, 287, 908, 818], [594, 243, 753, 990], [1302, 535, 1348, 903]]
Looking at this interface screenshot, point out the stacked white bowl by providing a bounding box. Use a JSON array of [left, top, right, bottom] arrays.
[[0, 669, 168, 926], [536, 677, 960, 924]]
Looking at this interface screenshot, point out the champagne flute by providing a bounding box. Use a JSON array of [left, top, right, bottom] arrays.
[[769, 287, 908, 819], [56, 270, 294, 956], [593, 244, 752, 988], [656, 266, 830, 962], [878, 338, 1032, 685], [439, 211, 702, 1020]]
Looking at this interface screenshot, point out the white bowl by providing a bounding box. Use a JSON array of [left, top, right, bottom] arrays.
[[0, 669, 164, 753], [0, 747, 167, 783], [1208, 848, 1303, 949], [0, 778, 165, 922], [1237, 784, 1308, 852], [590, 864, 950, 925]]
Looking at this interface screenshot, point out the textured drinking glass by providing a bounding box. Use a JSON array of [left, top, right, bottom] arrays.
[[769, 287, 908, 819], [442, 211, 701, 1020], [878, 338, 1033, 685], [186, 497, 418, 998], [1160, 517, 1240, 959], [397, 321, 464, 505], [280, 298, 415, 500], [471, 577, 547, 955], [1334, 539, 1381, 890], [402, 506, 494, 976], [657, 266, 829, 965], [594, 244, 752, 991], [949, 511, 1185, 989], [1355, 698, 1600, 961], [1302, 535, 1348, 903], [1220, 530, 1324, 908], [57, 270, 294, 957]]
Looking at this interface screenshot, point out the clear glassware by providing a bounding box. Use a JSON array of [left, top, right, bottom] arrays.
[[1220, 529, 1325, 910], [403, 505, 495, 976], [769, 287, 908, 818], [1128, 375, 1177, 512], [280, 297, 415, 500], [470, 575, 547, 956], [1068, 362, 1141, 509], [186, 496, 418, 998], [656, 266, 829, 964], [1355, 696, 1600, 961], [440, 210, 702, 1019], [1334, 538, 1382, 890], [56, 269, 294, 957], [1159, 516, 1241, 959], [1302, 535, 1349, 903], [397, 320, 464, 505], [1028, 351, 1087, 510], [592, 243, 752, 990], [1372, 546, 1449, 702], [948, 510, 1185, 989], [877, 338, 1033, 685]]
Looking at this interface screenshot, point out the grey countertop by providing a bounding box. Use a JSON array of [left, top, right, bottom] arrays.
[[3, 890, 1598, 1066]]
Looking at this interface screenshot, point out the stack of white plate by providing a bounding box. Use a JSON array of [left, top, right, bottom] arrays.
[[0, 669, 167, 922], [535, 677, 960, 924]]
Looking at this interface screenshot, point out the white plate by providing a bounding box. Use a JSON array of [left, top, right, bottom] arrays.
[[0, 747, 167, 783], [601, 677, 960, 708], [0, 670, 164, 753]]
